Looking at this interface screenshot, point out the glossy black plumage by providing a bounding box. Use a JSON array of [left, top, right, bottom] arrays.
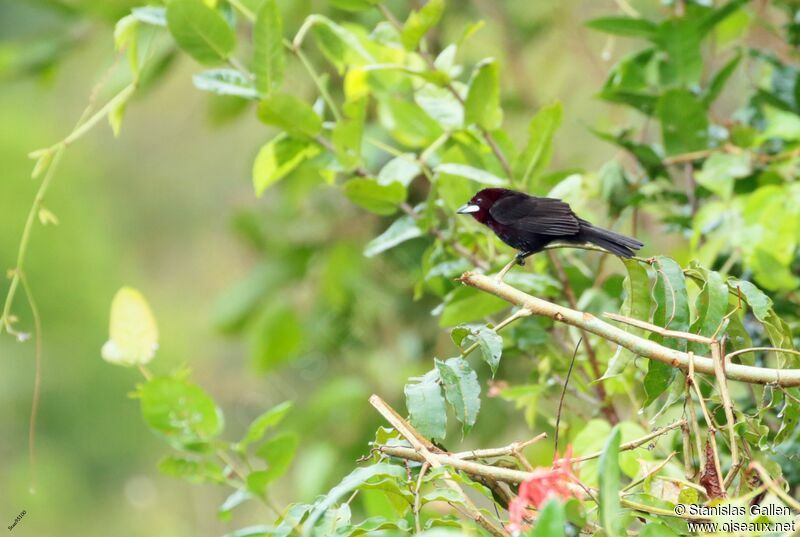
[[457, 188, 643, 261]]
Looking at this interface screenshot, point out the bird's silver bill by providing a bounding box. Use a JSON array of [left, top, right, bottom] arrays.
[[456, 204, 480, 214]]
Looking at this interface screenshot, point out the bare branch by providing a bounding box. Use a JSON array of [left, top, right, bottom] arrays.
[[687, 352, 725, 498], [568, 420, 686, 463], [369, 395, 510, 537], [548, 251, 618, 423], [712, 341, 740, 488], [749, 462, 800, 512], [458, 271, 800, 387], [604, 312, 714, 345], [453, 433, 547, 460], [379, 445, 533, 484]]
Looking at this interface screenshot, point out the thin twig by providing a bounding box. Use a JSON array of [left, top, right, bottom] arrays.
[[379, 445, 533, 484], [712, 341, 740, 489], [2, 82, 136, 336], [604, 312, 714, 345], [622, 452, 676, 492], [400, 203, 490, 270], [548, 251, 618, 423], [460, 308, 530, 357], [684, 381, 704, 479], [687, 352, 725, 497], [726, 346, 800, 362], [555, 338, 582, 457], [749, 462, 800, 512], [568, 420, 686, 463], [453, 432, 547, 460], [369, 395, 510, 537], [458, 271, 800, 387], [20, 273, 42, 492], [413, 462, 429, 533]]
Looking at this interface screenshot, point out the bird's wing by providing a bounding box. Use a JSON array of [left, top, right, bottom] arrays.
[[489, 194, 581, 235]]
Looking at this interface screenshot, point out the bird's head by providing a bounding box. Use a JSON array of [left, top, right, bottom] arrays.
[[456, 188, 512, 223]]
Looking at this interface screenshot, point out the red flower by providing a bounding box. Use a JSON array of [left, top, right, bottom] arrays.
[[507, 446, 583, 533]]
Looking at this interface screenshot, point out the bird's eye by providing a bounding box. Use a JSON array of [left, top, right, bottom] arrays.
[[476, 198, 482, 203]]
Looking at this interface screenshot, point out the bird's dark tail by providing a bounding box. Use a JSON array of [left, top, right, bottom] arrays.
[[577, 222, 644, 258]]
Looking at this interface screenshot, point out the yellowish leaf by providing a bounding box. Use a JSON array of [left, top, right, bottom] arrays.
[[101, 287, 159, 366]]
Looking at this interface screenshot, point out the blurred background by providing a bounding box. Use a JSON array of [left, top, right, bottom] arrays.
[[0, 0, 777, 535]]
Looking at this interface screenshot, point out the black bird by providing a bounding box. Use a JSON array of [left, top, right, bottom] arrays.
[[457, 188, 643, 270]]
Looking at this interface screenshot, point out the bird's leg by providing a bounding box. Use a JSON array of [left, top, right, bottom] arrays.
[[494, 251, 531, 282]]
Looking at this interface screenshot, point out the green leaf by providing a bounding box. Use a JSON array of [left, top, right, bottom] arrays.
[[597, 48, 659, 116], [252, 304, 304, 370], [255, 432, 299, 484], [377, 155, 421, 187], [193, 69, 258, 99], [643, 360, 675, 408], [415, 83, 462, 129], [598, 425, 623, 537], [401, 0, 445, 51], [336, 517, 411, 536], [704, 53, 741, 105], [343, 178, 406, 215], [308, 15, 374, 73], [132, 6, 166, 27], [114, 15, 140, 75], [640, 524, 681, 537], [514, 101, 562, 187], [378, 98, 443, 148], [573, 421, 654, 486], [653, 20, 702, 86], [593, 129, 667, 179], [236, 401, 293, 452], [435, 357, 481, 434], [219, 489, 254, 521], [698, 0, 749, 36], [644, 256, 689, 405], [222, 525, 281, 537], [530, 498, 566, 537], [652, 256, 690, 348], [439, 287, 508, 327], [253, 0, 285, 96], [330, 0, 378, 12], [728, 278, 771, 321], [657, 89, 708, 156], [604, 258, 651, 377], [457, 325, 503, 375], [435, 163, 507, 185], [108, 92, 129, 138], [159, 455, 225, 484], [464, 59, 502, 130], [688, 266, 729, 354], [139, 376, 223, 445], [252, 134, 321, 196], [363, 215, 423, 257], [166, 0, 235, 65], [405, 369, 447, 441], [257, 92, 322, 137], [303, 464, 407, 533], [586, 16, 657, 38], [694, 152, 751, 199]]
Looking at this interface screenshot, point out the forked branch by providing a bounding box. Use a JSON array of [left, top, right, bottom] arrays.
[[458, 272, 800, 387]]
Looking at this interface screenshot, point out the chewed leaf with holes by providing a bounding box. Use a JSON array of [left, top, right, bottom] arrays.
[[101, 287, 159, 366]]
